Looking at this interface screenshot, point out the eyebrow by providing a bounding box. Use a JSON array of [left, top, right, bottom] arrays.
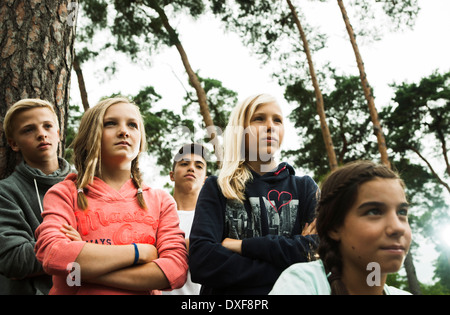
[[19, 120, 55, 129], [179, 158, 205, 165], [103, 116, 138, 121], [357, 201, 410, 210]]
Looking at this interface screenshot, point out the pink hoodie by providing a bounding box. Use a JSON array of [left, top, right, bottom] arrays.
[[35, 174, 188, 295]]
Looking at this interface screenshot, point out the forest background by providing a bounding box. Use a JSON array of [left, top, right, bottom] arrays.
[[0, 0, 449, 294]]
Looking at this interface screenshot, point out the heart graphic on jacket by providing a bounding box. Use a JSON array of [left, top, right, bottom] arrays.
[[267, 190, 293, 213]]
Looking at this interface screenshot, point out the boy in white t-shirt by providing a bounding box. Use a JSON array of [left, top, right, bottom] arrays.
[[163, 144, 208, 295]]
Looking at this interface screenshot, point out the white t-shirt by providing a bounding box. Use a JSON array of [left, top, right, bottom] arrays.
[[163, 210, 201, 295], [270, 260, 412, 295]]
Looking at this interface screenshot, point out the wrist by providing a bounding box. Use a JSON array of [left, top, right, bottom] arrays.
[[132, 243, 139, 265], [134, 244, 158, 264], [222, 238, 242, 255]]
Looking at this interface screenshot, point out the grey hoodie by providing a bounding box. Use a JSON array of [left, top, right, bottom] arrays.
[[0, 158, 71, 295]]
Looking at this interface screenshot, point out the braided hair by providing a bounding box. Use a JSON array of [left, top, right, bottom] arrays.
[[315, 160, 402, 295]]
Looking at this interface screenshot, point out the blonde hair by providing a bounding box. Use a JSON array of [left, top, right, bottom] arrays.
[[218, 94, 278, 202], [4, 99, 59, 140], [71, 97, 148, 210]]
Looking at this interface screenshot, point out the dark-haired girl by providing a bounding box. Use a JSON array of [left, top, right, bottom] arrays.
[[270, 160, 412, 295]]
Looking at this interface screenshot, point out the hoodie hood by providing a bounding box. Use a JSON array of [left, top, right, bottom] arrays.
[[14, 158, 72, 214], [248, 162, 295, 184], [15, 157, 72, 187], [65, 173, 150, 203]]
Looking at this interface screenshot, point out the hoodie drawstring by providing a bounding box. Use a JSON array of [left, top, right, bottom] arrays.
[[34, 178, 44, 213]]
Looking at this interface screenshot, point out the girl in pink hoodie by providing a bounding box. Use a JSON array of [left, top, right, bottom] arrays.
[[35, 97, 188, 295]]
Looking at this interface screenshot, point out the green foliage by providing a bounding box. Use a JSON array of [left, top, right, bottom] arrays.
[[131, 86, 196, 175], [284, 73, 377, 181], [78, 0, 209, 61], [211, 0, 327, 86], [341, 0, 420, 41], [382, 71, 450, 154], [380, 70, 450, 203], [386, 272, 409, 291], [433, 246, 450, 293], [64, 104, 84, 163], [182, 74, 238, 174], [350, 0, 420, 29], [183, 74, 237, 130]]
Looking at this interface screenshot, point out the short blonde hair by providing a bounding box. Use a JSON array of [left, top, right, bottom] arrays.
[[218, 94, 278, 202], [4, 99, 59, 139], [72, 97, 148, 210]]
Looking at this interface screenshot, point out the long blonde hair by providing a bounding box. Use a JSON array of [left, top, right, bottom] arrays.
[[218, 94, 278, 202], [71, 97, 148, 210]]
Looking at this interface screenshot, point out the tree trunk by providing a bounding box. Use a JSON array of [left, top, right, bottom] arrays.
[[409, 146, 450, 194], [148, 0, 223, 164], [404, 250, 422, 295], [337, 0, 421, 294], [73, 52, 90, 111], [0, 0, 78, 178], [286, 0, 338, 171], [337, 0, 390, 169]]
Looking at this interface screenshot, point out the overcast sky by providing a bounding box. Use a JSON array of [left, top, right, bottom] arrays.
[[70, 0, 450, 285]]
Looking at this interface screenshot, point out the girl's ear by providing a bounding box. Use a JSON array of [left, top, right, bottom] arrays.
[[328, 227, 342, 242]]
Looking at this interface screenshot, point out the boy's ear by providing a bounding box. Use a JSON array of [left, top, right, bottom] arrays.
[[169, 171, 175, 182], [7, 138, 20, 152]]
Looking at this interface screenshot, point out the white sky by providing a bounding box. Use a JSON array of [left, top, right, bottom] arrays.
[[70, 0, 450, 285]]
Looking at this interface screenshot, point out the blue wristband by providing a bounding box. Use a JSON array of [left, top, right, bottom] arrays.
[[132, 243, 139, 265]]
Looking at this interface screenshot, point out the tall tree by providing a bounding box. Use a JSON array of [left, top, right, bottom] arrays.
[[336, 0, 390, 168], [72, 52, 90, 111], [286, 0, 337, 171], [0, 0, 78, 178], [78, 0, 222, 162], [146, 0, 222, 162], [336, 0, 423, 295], [285, 74, 376, 180]]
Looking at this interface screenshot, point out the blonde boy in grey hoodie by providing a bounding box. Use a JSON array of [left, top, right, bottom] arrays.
[[0, 99, 71, 294]]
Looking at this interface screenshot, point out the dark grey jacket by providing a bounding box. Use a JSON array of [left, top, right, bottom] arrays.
[[0, 158, 71, 294]]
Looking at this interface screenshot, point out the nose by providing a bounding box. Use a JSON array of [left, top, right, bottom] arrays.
[[187, 162, 195, 172], [118, 123, 130, 138], [385, 211, 407, 237], [264, 118, 276, 134], [36, 126, 48, 140]]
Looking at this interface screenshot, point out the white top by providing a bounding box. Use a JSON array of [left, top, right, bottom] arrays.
[[163, 210, 201, 295], [270, 260, 412, 295]]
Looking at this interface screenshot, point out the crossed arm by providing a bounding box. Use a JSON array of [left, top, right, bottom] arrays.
[[221, 219, 317, 254], [61, 224, 169, 291]]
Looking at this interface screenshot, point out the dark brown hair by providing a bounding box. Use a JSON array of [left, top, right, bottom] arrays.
[[315, 160, 403, 295], [172, 143, 209, 172]]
